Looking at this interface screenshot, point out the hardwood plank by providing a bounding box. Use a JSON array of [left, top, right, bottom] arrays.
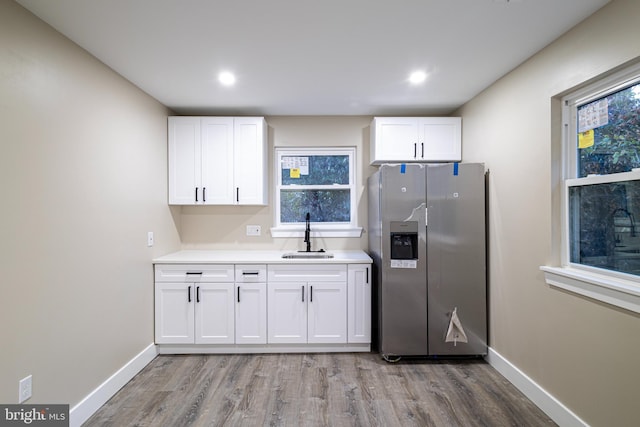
[[84, 353, 556, 427]]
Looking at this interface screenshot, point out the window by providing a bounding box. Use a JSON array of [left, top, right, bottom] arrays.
[[271, 147, 361, 237], [542, 61, 640, 314]]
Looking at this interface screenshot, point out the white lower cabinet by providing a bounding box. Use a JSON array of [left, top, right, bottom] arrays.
[[347, 264, 371, 343], [308, 282, 347, 343], [267, 264, 348, 344], [235, 265, 267, 344], [196, 283, 235, 344], [154, 264, 235, 344], [154, 262, 371, 351], [267, 282, 308, 343]]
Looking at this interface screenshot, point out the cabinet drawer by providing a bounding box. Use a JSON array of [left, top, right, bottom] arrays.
[[155, 264, 234, 282], [235, 265, 267, 282], [268, 264, 347, 282]]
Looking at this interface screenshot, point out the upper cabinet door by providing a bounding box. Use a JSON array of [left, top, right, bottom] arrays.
[[370, 117, 461, 164], [168, 117, 202, 204], [201, 117, 234, 204], [419, 117, 461, 162], [370, 117, 419, 163], [233, 117, 267, 205]]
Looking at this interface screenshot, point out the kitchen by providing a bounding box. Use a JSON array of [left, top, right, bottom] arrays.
[[1, 1, 639, 426]]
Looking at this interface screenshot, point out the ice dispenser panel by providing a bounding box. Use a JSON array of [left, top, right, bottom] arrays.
[[390, 221, 418, 260]]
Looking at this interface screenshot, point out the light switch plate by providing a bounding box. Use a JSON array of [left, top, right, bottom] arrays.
[[147, 231, 154, 247]]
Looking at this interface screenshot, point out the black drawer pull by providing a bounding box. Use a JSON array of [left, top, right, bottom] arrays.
[[242, 271, 260, 276], [196, 286, 200, 303], [186, 272, 203, 275]]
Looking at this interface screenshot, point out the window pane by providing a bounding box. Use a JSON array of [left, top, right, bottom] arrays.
[[281, 155, 349, 186], [280, 189, 351, 223], [569, 180, 640, 276], [577, 82, 640, 177]]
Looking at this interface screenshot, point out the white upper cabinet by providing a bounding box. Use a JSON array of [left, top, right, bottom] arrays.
[[370, 117, 461, 164], [168, 116, 267, 205]]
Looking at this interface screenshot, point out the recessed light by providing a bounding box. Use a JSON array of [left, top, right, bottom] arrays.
[[218, 71, 236, 86], [409, 71, 427, 85]]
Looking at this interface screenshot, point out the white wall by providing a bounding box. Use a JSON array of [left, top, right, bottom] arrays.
[[456, 0, 640, 425], [0, 0, 180, 405]]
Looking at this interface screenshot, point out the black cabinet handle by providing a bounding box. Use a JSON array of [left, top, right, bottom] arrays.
[[301, 286, 304, 302], [242, 271, 260, 276], [187, 285, 192, 302], [203, 187, 206, 202], [196, 286, 200, 303], [310, 285, 313, 302], [237, 286, 240, 303], [186, 272, 203, 276], [414, 143, 417, 158], [236, 187, 239, 203], [421, 142, 424, 158], [195, 187, 198, 202], [366, 267, 369, 284]]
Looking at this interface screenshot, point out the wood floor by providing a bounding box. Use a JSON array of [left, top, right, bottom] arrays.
[[84, 353, 556, 427]]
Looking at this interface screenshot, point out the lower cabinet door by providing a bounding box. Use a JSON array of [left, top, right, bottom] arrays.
[[347, 265, 371, 343], [195, 283, 235, 344], [155, 282, 195, 344], [308, 282, 347, 344], [268, 282, 307, 343], [235, 283, 267, 344]]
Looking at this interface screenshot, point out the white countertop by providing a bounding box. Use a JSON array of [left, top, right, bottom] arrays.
[[153, 250, 372, 264]]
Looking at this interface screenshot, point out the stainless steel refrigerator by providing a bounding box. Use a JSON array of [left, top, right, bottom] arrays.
[[368, 163, 487, 359]]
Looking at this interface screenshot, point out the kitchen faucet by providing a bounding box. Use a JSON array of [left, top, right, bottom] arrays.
[[304, 212, 311, 252]]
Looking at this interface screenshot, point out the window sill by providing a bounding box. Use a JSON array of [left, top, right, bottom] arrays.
[[540, 266, 640, 314], [270, 227, 363, 238]]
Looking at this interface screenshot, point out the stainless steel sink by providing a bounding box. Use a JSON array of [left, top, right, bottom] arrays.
[[281, 252, 334, 259]]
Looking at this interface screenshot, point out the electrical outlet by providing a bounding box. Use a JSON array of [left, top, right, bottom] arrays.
[[246, 225, 261, 236], [19, 375, 32, 403], [147, 231, 154, 247]]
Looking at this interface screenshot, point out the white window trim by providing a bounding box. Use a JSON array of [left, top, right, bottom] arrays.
[[270, 146, 362, 238], [543, 61, 640, 314]]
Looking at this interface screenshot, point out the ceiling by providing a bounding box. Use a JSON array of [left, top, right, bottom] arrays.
[[16, 0, 610, 116]]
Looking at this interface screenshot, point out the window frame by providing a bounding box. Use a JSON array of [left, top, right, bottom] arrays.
[[270, 146, 362, 238], [541, 61, 640, 314]]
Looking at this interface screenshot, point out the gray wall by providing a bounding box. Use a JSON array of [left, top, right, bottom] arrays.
[[0, 0, 181, 405], [456, 0, 640, 425]]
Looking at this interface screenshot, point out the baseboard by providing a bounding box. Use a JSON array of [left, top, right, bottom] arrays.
[[69, 343, 158, 427], [486, 347, 588, 427]]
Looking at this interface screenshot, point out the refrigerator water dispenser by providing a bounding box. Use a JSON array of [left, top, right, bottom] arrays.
[[390, 221, 418, 259]]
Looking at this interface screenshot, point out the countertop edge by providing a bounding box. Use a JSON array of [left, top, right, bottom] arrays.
[[153, 250, 373, 264]]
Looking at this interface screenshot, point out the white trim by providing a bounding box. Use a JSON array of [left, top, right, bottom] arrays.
[[69, 343, 158, 427], [541, 266, 640, 314], [486, 347, 588, 427], [274, 146, 358, 232], [270, 226, 363, 238]]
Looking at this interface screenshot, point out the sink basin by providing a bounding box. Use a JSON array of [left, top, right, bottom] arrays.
[[281, 252, 334, 259]]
